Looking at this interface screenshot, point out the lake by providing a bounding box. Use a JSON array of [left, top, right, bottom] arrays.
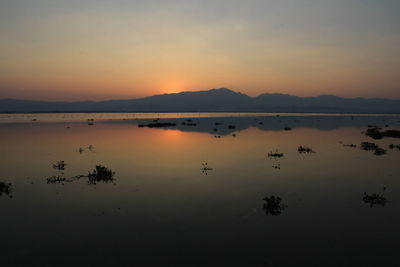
[[1, 113, 400, 266]]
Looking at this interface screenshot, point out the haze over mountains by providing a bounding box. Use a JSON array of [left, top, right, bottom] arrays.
[[1, 88, 400, 113]]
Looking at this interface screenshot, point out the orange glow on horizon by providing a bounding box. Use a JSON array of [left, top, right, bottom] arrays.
[[156, 79, 187, 95]]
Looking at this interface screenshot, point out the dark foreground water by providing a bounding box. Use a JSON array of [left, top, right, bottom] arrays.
[[1, 114, 400, 266]]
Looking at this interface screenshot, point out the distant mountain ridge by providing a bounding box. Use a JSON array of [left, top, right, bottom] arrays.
[[1, 88, 400, 113]]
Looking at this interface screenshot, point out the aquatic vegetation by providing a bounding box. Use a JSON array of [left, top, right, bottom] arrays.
[[389, 144, 400, 151], [87, 165, 116, 185], [263, 196, 287, 216], [343, 144, 357, 148], [363, 188, 387, 208], [138, 122, 176, 128], [272, 163, 281, 170], [47, 175, 71, 184], [298, 146, 315, 154], [360, 142, 386, 156], [201, 163, 213, 175], [365, 127, 400, 139], [373, 147, 387, 156], [267, 150, 284, 159], [360, 142, 379, 151], [52, 160, 67, 170], [0, 181, 12, 198]]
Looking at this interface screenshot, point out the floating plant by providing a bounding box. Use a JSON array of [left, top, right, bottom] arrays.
[[201, 163, 213, 175], [363, 188, 387, 208], [298, 146, 315, 154], [365, 127, 400, 140], [263, 196, 287, 216], [87, 165, 116, 185], [389, 144, 400, 151], [53, 160, 67, 171], [360, 142, 386, 156], [267, 150, 284, 159], [47, 175, 71, 184], [138, 122, 176, 128], [0, 181, 12, 198]]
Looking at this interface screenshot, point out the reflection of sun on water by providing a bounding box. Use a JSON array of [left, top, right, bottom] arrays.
[[161, 129, 183, 141]]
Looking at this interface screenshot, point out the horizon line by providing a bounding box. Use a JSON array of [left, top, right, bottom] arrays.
[[2, 88, 400, 102]]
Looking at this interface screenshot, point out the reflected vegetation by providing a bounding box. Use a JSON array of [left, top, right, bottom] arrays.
[[138, 122, 177, 128], [77, 145, 95, 154], [339, 141, 357, 148], [1, 114, 400, 265], [47, 165, 116, 186], [201, 163, 213, 175], [267, 150, 284, 170], [263, 196, 287, 216], [53, 160, 67, 171], [86, 165, 116, 185], [389, 144, 400, 151], [298, 146, 315, 154], [365, 127, 400, 140], [363, 188, 387, 208], [360, 142, 387, 156], [267, 150, 284, 159], [0, 181, 12, 198], [47, 175, 71, 185]]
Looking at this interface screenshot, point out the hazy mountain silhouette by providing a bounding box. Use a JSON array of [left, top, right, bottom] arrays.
[[1, 88, 400, 113]]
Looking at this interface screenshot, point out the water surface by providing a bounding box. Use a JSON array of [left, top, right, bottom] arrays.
[[1, 114, 400, 266]]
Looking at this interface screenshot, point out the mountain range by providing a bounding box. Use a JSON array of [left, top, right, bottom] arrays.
[[1, 88, 400, 113]]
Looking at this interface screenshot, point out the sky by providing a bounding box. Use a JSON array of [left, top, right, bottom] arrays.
[[0, 0, 399, 101]]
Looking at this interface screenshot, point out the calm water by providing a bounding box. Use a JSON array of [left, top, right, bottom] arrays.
[[1, 114, 400, 266]]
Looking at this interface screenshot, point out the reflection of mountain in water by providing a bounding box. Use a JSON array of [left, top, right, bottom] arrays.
[[115, 116, 400, 135]]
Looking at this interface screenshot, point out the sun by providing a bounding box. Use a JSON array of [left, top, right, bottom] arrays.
[[158, 79, 186, 95]]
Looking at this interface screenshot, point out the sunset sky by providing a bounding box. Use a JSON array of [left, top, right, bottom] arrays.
[[1, 0, 399, 101]]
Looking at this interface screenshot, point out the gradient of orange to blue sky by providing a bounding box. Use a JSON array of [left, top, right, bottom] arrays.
[[0, 0, 399, 101]]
